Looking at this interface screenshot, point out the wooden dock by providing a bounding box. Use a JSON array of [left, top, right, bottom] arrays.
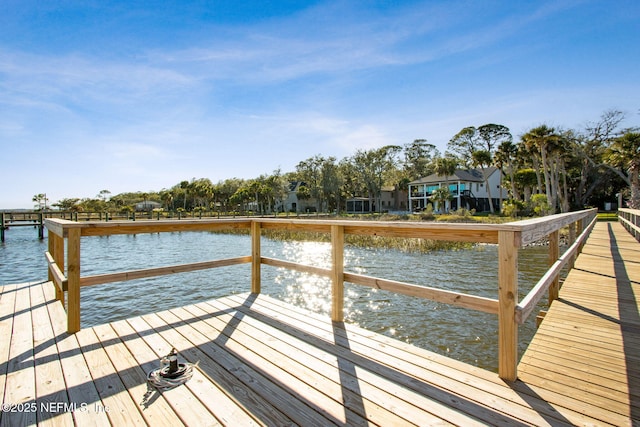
[[1, 221, 638, 426], [0, 212, 46, 241], [518, 220, 640, 426]]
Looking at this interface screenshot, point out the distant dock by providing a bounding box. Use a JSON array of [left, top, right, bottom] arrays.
[[1, 210, 161, 242], [0, 209, 266, 242], [0, 211, 46, 241]]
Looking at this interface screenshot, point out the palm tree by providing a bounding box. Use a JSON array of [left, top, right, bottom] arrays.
[[433, 156, 457, 211], [431, 187, 452, 213], [32, 193, 48, 210], [521, 125, 561, 211], [495, 140, 519, 201], [179, 180, 190, 210], [159, 189, 174, 211]]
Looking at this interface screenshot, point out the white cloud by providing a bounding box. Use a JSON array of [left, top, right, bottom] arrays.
[[0, 49, 197, 110]]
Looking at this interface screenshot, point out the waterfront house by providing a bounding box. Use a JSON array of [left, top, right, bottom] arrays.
[[277, 181, 319, 213], [408, 167, 508, 213], [135, 200, 162, 211], [346, 186, 408, 214]]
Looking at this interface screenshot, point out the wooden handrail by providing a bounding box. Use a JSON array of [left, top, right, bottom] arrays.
[[45, 218, 252, 238], [504, 209, 596, 245], [45, 251, 68, 292], [261, 257, 331, 278], [44, 207, 597, 381], [343, 272, 499, 314], [259, 257, 500, 313], [515, 214, 597, 324], [79, 256, 252, 287], [619, 208, 640, 240]]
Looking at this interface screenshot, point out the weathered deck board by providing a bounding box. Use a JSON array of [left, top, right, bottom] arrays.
[[519, 221, 640, 426], [2, 283, 37, 427], [30, 281, 75, 427], [189, 298, 464, 426], [107, 319, 227, 427], [44, 283, 112, 427], [1, 219, 639, 426], [0, 281, 601, 426]]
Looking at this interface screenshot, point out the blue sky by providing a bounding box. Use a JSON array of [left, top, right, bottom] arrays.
[[1, 0, 638, 209]]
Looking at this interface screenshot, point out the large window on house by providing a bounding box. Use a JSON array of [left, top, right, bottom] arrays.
[[426, 185, 439, 193]]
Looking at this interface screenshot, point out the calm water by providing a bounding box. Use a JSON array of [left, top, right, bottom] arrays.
[[0, 225, 552, 372]]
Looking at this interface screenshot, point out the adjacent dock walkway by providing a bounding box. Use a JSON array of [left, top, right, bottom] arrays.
[[1, 221, 638, 426], [518, 220, 640, 425]]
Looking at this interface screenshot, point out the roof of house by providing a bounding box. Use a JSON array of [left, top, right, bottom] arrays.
[[288, 181, 307, 192], [135, 200, 162, 206], [409, 167, 498, 185]]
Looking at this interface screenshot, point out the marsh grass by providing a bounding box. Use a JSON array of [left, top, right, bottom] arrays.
[[208, 211, 571, 253], [211, 220, 473, 253], [260, 229, 472, 252]]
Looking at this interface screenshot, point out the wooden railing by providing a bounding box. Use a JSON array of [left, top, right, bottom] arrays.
[[619, 208, 640, 241], [44, 208, 597, 381]]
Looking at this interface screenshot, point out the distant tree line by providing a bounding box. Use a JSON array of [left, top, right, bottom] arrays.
[[45, 109, 639, 216]]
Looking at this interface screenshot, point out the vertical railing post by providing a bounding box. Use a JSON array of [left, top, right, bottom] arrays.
[[251, 221, 261, 294], [48, 230, 65, 303], [47, 229, 54, 284], [331, 225, 345, 322], [498, 230, 519, 381], [67, 227, 81, 333], [38, 212, 44, 240], [577, 217, 586, 254], [568, 222, 577, 269], [548, 230, 560, 304]]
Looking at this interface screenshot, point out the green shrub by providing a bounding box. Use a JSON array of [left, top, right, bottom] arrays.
[[419, 203, 435, 221], [529, 194, 552, 217], [451, 208, 475, 217], [501, 199, 524, 218]]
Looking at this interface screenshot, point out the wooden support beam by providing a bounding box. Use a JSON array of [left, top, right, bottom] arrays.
[[52, 231, 65, 303], [568, 222, 577, 269], [548, 230, 560, 304], [535, 310, 547, 328], [251, 221, 261, 294], [47, 230, 54, 283], [498, 230, 519, 381], [38, 212, 44, 240], [67, 228, 81, 333], [331, 225, 345, 322], [577, 218, 585, 254]]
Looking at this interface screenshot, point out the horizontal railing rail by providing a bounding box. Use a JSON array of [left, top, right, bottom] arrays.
[[515, 214, 597, 324], [619, 208, 640, 241], [79, 256, 252, 288], [44, 250, 67, 291], [343, 272, 500, 314], [44, 207, 597, 381]]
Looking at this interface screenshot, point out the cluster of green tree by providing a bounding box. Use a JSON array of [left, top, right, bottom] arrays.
[[43, 109, 638, 216]]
